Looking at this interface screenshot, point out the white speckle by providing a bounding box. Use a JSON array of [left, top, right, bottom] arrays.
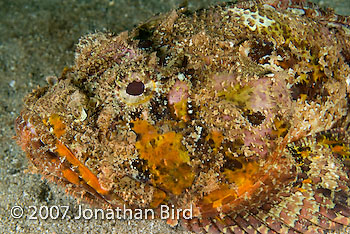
[[79, 107, 87, 121], [286, 8, 305, 16], [9, 80, 16, 88], [263, 4, 275, 11], [195, 126, 203, 134], [178, 73, 185, 81], [227, 7, 275, 31]]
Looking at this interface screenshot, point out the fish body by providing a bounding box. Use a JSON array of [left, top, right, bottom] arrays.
[[15, 0, 350, 233]]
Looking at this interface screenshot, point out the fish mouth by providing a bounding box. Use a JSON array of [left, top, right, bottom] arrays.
[[14, 113, 118, 208]]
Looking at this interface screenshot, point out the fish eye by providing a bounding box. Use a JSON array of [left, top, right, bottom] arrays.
[[126, 81, 145, 96]]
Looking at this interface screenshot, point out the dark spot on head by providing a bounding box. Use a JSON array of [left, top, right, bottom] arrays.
[[126, 81, 145, 96], [291, 81, 305, 100], [130, 109, 142, 120], [181, 55, 188, 68], [249, 38, 274, 63], [138, 39, 153, 49], [149, 95, 170, 121], [291, 71, 329, 102], [131, 159, 150, 182], [300, 164, 310, 173], [276, 48, 298, 69], [303, 157, 312, 166], [134, 27, 153, 40], [208, 138, 215, 147], [219, 139, 245, 157], [244, 110, 266, 126], [156, 46, 169, 66], [221, 157, 243, 172], [150, 139, 156, 147], [185, 68, 195, 76], [299, 173, 308, 180], [134, 25, 154, 50], [316, 187, 332, 198]]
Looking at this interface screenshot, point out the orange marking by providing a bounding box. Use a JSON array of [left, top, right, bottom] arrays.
[[202, 185, 237, 209], [55, 140, 109, 195], [48, 114, 66, 138], [332, 145, 350, 156], [206, 130, 223, 150], [302, 178, 312, 184], [223, 159, 259, 196], [62, 168, 80, 185], [132, 120, 194, 195], [173, 99, 189, 122], [297, 188, 307, 193], [150, 189, 166, 208]]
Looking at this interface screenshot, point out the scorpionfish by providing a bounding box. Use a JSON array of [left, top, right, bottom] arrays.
[[15, 0, 350, 233]]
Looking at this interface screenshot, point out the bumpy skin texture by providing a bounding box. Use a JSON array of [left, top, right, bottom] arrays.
[[15, 0, 350, 233]]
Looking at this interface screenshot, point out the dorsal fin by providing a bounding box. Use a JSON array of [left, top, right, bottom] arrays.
[[259, 0, 350, 29]]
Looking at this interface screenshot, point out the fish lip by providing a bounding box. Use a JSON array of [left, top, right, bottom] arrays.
[[14, 112, 119, 208]]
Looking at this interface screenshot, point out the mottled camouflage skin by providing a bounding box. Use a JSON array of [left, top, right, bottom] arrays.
[[15, 0, 350, 233]]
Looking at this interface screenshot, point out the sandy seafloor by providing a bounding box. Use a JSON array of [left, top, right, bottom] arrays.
[[0, 0, 349, 233]]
